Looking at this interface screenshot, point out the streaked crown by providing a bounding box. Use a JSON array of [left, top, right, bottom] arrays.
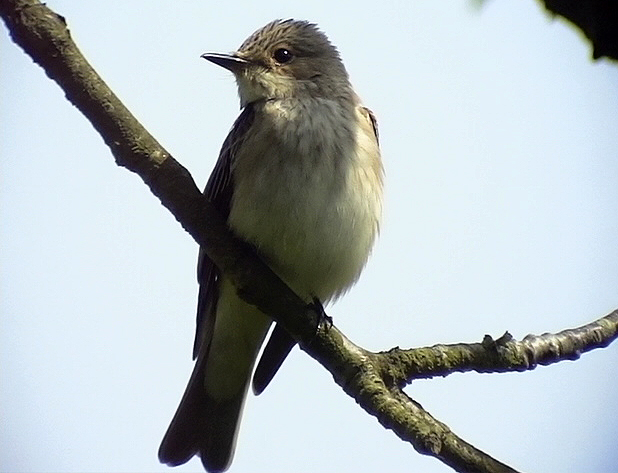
[[206, 19, 353, 106]]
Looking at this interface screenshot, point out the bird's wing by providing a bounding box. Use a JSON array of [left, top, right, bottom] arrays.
[[160, 104, 257, 469], [192, 103, 256, 359], [362, 106, 380, 145], [252, 323, 296, 395]]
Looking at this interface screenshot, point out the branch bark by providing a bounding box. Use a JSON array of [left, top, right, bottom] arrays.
[[375, 310, 618, 386], [2, 1, 616, 472]]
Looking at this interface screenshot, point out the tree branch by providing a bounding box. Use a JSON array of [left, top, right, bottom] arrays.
[[2, 1, 615, 472], [375, 310, 618, 386]]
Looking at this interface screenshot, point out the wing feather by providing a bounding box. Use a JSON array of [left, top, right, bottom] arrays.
[[192, 104, 256, 359]]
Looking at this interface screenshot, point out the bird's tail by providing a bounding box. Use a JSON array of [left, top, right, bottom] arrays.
[[158, 355, 247, 473]]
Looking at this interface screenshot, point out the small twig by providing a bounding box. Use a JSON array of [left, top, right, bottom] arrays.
[[375, 310, 618, 387]]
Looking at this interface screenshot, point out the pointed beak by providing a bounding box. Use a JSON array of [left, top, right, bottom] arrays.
[[201, 52, 249, 73]]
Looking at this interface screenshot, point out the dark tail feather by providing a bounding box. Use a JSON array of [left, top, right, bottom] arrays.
[[159, 357, 245, 472], [252, 323, 296, 395]]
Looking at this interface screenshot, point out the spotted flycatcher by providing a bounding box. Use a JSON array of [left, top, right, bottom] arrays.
[[159, 19, 383, 472]]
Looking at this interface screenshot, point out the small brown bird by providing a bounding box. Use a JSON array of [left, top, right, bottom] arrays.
[[159, 19, 383, 472]]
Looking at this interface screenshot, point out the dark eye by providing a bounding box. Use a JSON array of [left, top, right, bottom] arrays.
[[273, 48, 293, 64]]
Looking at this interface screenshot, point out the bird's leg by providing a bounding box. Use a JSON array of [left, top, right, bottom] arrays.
[[309, 296, 332, 332]]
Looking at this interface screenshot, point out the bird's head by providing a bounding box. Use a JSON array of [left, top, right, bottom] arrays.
[[202, 19, 351, 107]]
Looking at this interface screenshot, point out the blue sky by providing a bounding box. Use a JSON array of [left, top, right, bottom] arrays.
[[2, 1, 617, 472]]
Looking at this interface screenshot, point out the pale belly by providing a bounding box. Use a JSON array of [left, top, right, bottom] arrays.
[[227, 98, 382, 303], [228, 148, 380, 303]]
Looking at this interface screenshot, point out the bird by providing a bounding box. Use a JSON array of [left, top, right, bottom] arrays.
[[158, 19, 383, 472]]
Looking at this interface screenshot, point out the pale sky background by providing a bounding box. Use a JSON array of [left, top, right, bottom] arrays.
[[2, 1, 618, 472]]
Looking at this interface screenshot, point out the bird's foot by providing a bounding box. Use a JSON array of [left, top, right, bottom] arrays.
[[309, 296, 332, 331]]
